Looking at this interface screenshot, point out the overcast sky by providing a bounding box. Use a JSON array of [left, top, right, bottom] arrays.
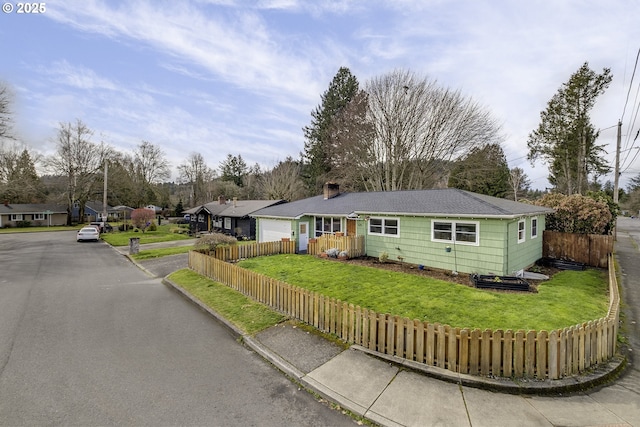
[[2, 0, 640, 191]]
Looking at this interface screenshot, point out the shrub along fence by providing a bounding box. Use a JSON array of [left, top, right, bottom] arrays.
[[188, 250, 619, 380]]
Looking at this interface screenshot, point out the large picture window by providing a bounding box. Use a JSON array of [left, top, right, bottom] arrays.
[[432, 221, 479, 245], [368, 217, 399, 237], [10, 214, 23, 221], [315, 216, 341, 237]]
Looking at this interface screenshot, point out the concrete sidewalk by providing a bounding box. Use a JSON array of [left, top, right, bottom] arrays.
[[129, 233, 640, 426]]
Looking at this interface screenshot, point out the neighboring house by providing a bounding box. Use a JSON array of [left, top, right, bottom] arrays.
[[0, 202, 68, 227], [71, 200, 118, 222], [189, 196, 286, 239], [251, 183, 554, 276], [112, 205, 134, 221], [145, 204, 163, 214]]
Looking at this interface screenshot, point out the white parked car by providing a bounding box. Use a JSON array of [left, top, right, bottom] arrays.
[[77, 226, 100, 242]]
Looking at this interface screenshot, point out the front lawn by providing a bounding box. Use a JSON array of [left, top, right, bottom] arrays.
[[237, 254, 609, 331], [101, 224, 192, 246]]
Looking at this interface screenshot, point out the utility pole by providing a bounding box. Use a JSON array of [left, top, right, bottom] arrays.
[[102, 161, 108, 221], [614, 120, 622, 204]]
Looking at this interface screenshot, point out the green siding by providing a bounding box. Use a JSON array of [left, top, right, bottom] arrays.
[[359, 215, 544, 275], [258, 213, 545, 276]]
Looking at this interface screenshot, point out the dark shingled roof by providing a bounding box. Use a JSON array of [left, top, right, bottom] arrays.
[[251, 188, 553, 219], [0, 203, 67, 214]]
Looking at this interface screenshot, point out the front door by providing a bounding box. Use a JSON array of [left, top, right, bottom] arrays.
[[347, 219, 357, 236], [298, 222, 309, 253]]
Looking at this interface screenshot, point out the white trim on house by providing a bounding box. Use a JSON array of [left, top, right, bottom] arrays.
[[431, 220, 480, 246], [531, 217, 538, 239], [368, 216, 400, 237], [518, 219, 526, 243], [314, 216, 342, 237]]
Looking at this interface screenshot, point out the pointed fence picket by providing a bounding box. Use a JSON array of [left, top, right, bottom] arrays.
[[188, 250, 619, 380]]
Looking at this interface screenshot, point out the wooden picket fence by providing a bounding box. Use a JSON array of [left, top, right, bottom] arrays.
[[188, 251, 619, 380], [204, 239, 296, 261], [307, 234, 365, 258]]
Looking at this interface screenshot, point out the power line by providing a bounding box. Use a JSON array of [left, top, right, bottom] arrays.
[[621, 47, 640, 123]]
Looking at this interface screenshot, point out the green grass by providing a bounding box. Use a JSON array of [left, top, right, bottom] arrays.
[[130, 245, 195, 260], [167, 269, 286, 334], [101, 224, 192, 246], [237, 254, 610, 332]]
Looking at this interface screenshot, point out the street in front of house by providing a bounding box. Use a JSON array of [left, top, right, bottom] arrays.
[[0, 231, 354, 427]]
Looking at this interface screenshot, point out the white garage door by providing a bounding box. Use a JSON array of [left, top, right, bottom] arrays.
[[259, 219, 292, 242]]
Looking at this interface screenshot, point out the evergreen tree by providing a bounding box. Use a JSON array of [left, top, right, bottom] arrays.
[[527, 62, 612, 195], [303, 67, 359, 194], [219, 153, 248, 187], [0, 148, 46, 203], [448, 143, 510, 197], [175, 199, 184, 216]]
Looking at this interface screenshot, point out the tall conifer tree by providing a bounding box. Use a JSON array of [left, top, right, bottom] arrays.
[[303, 67, 359, 194]]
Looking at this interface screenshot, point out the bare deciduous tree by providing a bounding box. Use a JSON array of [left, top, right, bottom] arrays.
[[508, 167, 531, 201], [260, 157, 306, 201], [177, 152, 216, 206], [134, 140, 171, 185], [331, 69, 503, 191], [44, 120, 112, 224], [0, 83, 14, 141]]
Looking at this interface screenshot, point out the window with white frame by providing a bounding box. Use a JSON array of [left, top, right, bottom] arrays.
[[33, 213, 45, 220], [431, 220, 479, 245], [531, 217, 538, 239], [518, 219, 526, 243], [368, 217, 399, 237], [10, 214, 23, 221], [315, 216, 341, 237], [224, 217, 232, 229]]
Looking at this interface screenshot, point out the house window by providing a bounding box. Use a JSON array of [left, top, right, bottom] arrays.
[[518, 220, 526, 243], [315, 216, 341, 237], [33, 213, 45, 220], [432, 221, 479, 245], [10, 214, 23, 221], [531, 217, 538, 239], [224, 217, 232, 229], [198, 214, 204, 223], [368, 217, 399, 237]]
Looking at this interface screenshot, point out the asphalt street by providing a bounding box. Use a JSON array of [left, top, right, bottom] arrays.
[[0, 231, 356, 426]]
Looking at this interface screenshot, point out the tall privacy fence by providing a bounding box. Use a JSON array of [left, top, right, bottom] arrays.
[[188, 249, 619, 380], [543, 230, 613, 268], [307, 234, 365, 258]]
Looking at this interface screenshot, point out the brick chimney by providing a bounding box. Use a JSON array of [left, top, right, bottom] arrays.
[[323, 182, 340, 200], [218, 195, 226, 205]]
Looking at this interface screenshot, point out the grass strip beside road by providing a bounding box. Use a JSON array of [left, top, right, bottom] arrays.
[[167, 269, 286, 335], [130, 245, 195, 260], [101, 225, 192, 246], [237, 254, 609, 332]]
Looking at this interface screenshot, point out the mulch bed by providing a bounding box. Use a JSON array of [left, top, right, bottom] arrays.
[[336, 256, 560, 290]]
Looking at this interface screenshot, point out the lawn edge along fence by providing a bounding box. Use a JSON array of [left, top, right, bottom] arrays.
[[188, 248, 619, 380]]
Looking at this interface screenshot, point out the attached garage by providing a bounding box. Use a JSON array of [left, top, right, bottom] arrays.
[[258, 218, 292, 242]]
